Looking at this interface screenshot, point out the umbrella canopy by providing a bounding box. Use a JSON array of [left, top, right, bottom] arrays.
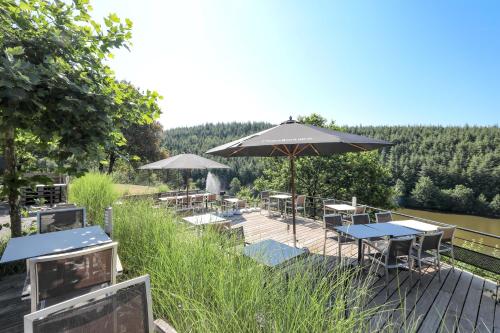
[[207, 118, 392, 247], [206, 118, 391, 157], [139, 153, 230, 170], [139, 154, 230, 205]]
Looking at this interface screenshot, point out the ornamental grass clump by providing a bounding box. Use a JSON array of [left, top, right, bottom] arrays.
[[68, 172, 119, 226], [113, 200, 383, 333]]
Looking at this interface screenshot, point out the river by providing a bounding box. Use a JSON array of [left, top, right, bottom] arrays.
[[396, 208, 500, 251]]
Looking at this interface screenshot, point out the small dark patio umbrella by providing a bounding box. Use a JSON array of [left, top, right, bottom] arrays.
[[139, 153, 230, 205], [206, 117, 392, 247]]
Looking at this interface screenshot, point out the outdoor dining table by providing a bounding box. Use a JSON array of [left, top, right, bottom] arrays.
[[388, 220, 440, 232], [182, 213, 227, 226], [334, 223, 422, 264], [269, 194, 291, 216], [243, 239, 305, 268], [0, 226, 112, 264], [324, 204, 356, 213]]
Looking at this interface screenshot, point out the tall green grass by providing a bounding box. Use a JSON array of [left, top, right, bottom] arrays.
[[69, 172, 119, 226], [113, 200, 385, 332]]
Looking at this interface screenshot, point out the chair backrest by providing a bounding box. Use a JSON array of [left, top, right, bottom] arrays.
[[37, 207, 86, 234], [237, 200, 246, 208], [222, 226, 245, 245], [192, 194, 204, 203], [324, 214, 342, 230], [386, 237, 414, 265], [354, 205, 366, 214], [209, 221, 232, 232], [28, 242, 118, 312], [323, 199, 336, 206], [351, 213, 370, 225], [375, 211, 392, 223], [261, 191, 270, 200], [438, 226, 455, 243], [24, 275, 154, 333], [207, 193, 217, 202], [295, 195, 306, 206], [419, 231, 443, 253]]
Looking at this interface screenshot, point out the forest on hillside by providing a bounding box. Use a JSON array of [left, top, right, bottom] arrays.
[[163, 122, 273, 187], [163, 122, 500, 216]]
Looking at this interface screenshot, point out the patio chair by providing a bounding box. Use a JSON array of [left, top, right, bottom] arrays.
[[222, 226, 249, 247], [285, 194, 306, 217], [375, 211, 392, 223], [260, 191, 278, 215], [353, 205, 366, 214], [37, 207, 86, 234], [351, 213, 370, 225], [364, 236, 415, 291], [206, 193, 217, 209], [24, 275, 177, 333], [322, 214, 355, 260], [26, 242, 118, 312], [322, 199, 336, 215], [438, 226, 456, 270], [410, 231, 443, 281]]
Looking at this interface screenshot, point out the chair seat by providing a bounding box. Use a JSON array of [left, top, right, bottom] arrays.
[[366, 252, 410, 268], [439, 243, 453, 252], [327, 234, 355, 244]]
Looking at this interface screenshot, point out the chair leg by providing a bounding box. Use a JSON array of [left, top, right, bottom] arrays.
[[385, 267, 390, 297], [451, 248, 455, 270], [437, 254, 441, 281], [323, 231, 327, 256], [417, 259, 422, 280], [409, 259, 413, 285], [338, 243, 342, 263]]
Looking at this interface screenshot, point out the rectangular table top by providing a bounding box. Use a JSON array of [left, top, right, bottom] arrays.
[[388, 220, 440, 232], [334, 225, 388, 239], [182, 213, 227, 226], [243, 239, 305, 267], [367, 223, 422, 237], [269, 194, 292, 199], [224, 198, 242, 203], [325, 204, 356, 212], [0, 226, 111, 264]]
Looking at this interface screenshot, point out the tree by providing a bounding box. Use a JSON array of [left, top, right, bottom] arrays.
[[99, 81, 163, 174], [490, 194, 500, 216], [253, 114, 394, 209], [411, 176, 439, 208], [0, 0, 145, 237], [229, 177, 241, 196]]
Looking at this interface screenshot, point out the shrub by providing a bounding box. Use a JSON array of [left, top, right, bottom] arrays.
[[113, 200, 382, 332], [69, 172, 119, 226]]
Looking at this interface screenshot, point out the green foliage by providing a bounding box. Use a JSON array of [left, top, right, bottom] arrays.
[[489, 194, 500, 215], [68, 172, 119, 226], [228, 177, 241, 196], [163, 122, 273, 187], [113, 200, 381, 332], [411, 176, 440, 208], [350, 125, 500, 215]]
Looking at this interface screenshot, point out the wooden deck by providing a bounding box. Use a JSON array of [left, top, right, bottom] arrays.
[[235, 212, 499, 333], [0, 211, 497, 332]]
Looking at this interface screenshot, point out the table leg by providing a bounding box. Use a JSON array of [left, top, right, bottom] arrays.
[[357, 239, 363, 264]]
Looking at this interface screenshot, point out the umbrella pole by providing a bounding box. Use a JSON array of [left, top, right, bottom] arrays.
[[290, 156, 297, 247], [185, 170, 190, 207]]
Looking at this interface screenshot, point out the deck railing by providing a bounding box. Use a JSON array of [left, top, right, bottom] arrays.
[[265, 190, 500, 277]]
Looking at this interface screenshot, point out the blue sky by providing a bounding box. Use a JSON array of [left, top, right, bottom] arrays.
[[91, 1, 500, 128]]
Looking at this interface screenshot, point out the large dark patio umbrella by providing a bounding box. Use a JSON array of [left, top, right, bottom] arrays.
[[139, 153, 230, 205], [206, 117, 392, 247]]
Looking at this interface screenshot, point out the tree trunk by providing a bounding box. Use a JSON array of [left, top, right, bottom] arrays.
[[107, 151, 117, 174], [2, 126, 22, 238]]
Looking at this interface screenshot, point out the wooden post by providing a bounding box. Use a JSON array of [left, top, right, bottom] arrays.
[[290, 156, 297, 247]]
